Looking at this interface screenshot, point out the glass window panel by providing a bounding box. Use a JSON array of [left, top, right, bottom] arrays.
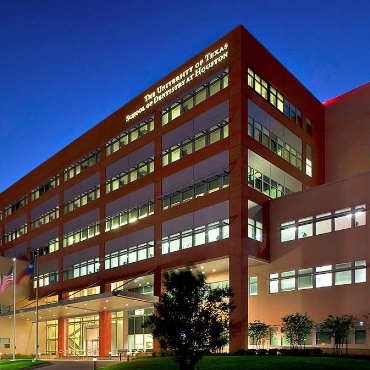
[[208, 227, 219, 242], [281, 221, 296, 242], [316, 213, 332, 235], [355, 260, 366, 283], [355, 205, 366, 227], [281, 271, 295, 291], [195, 89, 207, 105], [194, 228, 206, 246], [249, 276, 258, 296], [298, 268, 313, 290], [298, 217, 313, 238], [181, 231, 192, 249], [334, 208, 352, 231], [316, 265, 332, 287], [171, 105, 181, 120], [169, 236, 180, 252], [195, 135, 206, 150], [269, 273, 279, 293]]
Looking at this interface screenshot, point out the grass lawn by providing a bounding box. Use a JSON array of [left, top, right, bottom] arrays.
[[0, 360, 48, 369], [99, 355, 370, 370]]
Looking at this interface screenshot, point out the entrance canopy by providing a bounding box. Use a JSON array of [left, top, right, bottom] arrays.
[[0, 291, 158, 322]]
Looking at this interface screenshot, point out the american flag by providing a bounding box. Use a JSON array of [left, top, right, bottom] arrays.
[[0, 267, 13, 293]]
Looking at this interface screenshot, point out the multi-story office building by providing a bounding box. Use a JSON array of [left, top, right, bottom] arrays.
[[0, 25, 369, 356]]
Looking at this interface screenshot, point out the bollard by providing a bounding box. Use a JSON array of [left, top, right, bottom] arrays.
[[93, 357, 97, 370]]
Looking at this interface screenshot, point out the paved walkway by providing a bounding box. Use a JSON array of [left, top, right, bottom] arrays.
[[35, 359, 122, 369]]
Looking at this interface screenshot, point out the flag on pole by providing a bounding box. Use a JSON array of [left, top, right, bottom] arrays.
[[16, 259, 35, 285], [0, 267, 13, 293]]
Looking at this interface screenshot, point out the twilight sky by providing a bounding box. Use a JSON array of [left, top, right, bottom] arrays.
[[1, 0, 370, 192]]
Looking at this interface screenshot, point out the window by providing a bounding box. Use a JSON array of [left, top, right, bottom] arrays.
[[298, 217, 313, 238], [281, 221, 296, 242], [316, 331, 331, 345], [248, 218, 263, 242], [316, 265, 332, 288], [306, 144, 312, 177], [249, 276, 258, 295], [315, 213, 332, 235], [355, 260, 366, 283], [334, 208, 352, 231], [334, 262, 351, 285], [298, 268, 313, 290], [281, 271, 295, 291], [355, 322, 366, 344], [355, 205, 366, 226], [269, 273, 279, 293]]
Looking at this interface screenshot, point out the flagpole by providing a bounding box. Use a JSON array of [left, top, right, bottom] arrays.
[[12, 257, 16, 362], [34, 250, 39, 361]]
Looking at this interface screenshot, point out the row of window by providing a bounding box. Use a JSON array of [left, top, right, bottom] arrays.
[[31, 207, 60, 231], [162, 172, 229, 210], [4, 196, 28, 218], [105, 200, 154, 232], [247, 68, 312, 135], [63, 258, 100, 280], [106, 116, 154, 156], [161, 69, 229, 125], [162, 119, 229, 166], [248, 116, 302, 171], [105, 157, 154, 194], [161, 218, 229, 254], [64, 150, 100, 181], [281, 204, 366, 242], [105, 242, 154, 270], [63, 223, 100, 248], [63, 200, 154, 248], [249, 260, 366, 296], [31, 176, 60, 201], [4, 223, 27, 243], [64, 187, 101, 214], [248, 166, 294, 198]]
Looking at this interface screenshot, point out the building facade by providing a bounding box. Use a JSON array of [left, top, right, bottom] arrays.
[[0, 25, 368, 356]]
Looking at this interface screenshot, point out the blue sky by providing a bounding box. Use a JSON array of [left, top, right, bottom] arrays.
[[1, 0, 370, 192]]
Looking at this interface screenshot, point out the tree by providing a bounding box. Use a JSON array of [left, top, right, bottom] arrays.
[[281, 312, 314, 349], [248, 320, 271, 349], [318, 314, 356, 355], [142, 267, 235, 370]]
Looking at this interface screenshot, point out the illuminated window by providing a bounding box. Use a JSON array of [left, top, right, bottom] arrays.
[[315, 265, 332, 288], [249, 276, 258, 296], [298, 268, 313, 290]]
